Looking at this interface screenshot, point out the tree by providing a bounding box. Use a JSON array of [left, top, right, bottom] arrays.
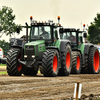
[[88, 13, 100, 44], [0, 6, 21, 37]]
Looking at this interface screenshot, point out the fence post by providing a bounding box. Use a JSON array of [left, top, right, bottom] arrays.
[[75, 82, 80, 100], [74, 81, 82, 100]]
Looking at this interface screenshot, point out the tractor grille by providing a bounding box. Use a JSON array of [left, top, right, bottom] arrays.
[[25, 46, 35, 56]]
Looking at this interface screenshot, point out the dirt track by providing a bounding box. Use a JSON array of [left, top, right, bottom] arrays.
[[0, 73, 100, 100]]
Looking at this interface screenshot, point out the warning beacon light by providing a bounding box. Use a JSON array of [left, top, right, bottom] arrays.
[[83, 24, 85, 27], [30, 16, 33, 21], [58, 16, 60, 24]]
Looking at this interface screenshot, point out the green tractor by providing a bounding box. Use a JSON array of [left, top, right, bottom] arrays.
[[6, 16, 72, 77], [59, 28, 100, 74]]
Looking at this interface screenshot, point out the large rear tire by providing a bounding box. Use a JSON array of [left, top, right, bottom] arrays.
[[81, 47, 100, 74], [71, 52, 81, 74], [58, 45, 72, 76], [89, 47, 100, 74], [41, 49, 59, 77], [6, 49, 23, 76]]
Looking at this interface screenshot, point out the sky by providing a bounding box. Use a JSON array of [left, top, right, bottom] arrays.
[[0, 0, 100, 42]]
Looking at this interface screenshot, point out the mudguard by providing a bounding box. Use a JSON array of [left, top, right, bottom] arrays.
[[84, 43, 94, 54], [10, 38, 26, 49], [60, 40, 71, 52], [82, 43, 94, 65]]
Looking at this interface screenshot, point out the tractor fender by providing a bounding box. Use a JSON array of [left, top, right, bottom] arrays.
[[84, 43, 94, 54], [82, 43, 94, 65], [46, 40, 71, 52], [10, 38, 26, 59], [46, 46, 59, 50], [72, 43, 94, 65], [60, 40, 71, 52], [10, 38, 26, 49]]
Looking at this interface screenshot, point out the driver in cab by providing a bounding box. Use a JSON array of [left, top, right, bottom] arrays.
[[67, 32, 76, 42], [40, 27, 49, 39]]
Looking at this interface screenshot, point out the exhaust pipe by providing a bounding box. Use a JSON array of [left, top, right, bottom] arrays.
[[25, 22, 28, 43]]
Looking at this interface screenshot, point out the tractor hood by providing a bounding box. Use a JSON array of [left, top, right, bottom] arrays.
[[25, 40, 45, 46], [25, 40, 46, 56]]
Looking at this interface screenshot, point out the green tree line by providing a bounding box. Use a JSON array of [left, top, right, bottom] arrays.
[[0, 40, 10, 55], [88, 13, 100, 44], [0, 6, 21, 37], [0, 6, 22, 55]]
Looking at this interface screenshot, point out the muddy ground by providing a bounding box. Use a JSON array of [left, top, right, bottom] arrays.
[[0, 72, 100, 100]]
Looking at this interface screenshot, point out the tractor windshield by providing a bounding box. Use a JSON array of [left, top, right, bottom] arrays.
[[60, 32, 76, 43], [30, 26, 51, 40]]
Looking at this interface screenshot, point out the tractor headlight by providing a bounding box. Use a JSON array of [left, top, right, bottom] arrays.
[[32, 55, 35, 58], [24, 55, 27, 58]]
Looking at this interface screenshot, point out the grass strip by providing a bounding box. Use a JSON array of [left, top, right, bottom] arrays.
[[0, 64, 6, 66], [0, 70, 40, 74], [38, 70, 40, 73], [0, 71, 40, 74], [0, 71, 7, 74]]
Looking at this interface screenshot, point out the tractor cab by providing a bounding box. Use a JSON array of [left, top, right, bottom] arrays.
[[59, 28, 87, 49], [30, 24, 54, 46], [28, 16, 62, 47]]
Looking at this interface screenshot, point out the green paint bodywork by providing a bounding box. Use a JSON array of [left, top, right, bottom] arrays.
[[52, 39, 61, 50], [24, 39, 61, 56], [25, 40, 46, 56], [38, 44, 46, 52], [25, 40, 45, 46], [78, 43, 85, 54]]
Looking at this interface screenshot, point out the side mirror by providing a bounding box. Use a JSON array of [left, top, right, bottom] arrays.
[[83, 32, 87, 38], [59, 28, 63, 33], [16, 27, 20, 33]]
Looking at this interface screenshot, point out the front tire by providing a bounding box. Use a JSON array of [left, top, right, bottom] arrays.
[[41, 49, 59, 77], [6, 49, 23, 76], [58, 45, 72, 76], [71, 52, 81, 74]]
